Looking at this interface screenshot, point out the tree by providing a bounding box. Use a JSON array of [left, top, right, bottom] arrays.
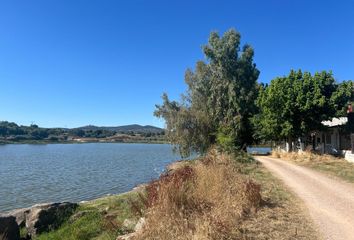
[[331, 80, 354, 116], [255, 73, 298, 143], [30, 128, 49, 139], [203, 30, 260, 150], [255, 70, 349, 150], [155, 29, 260, 156], [71, 129, 85, 137]]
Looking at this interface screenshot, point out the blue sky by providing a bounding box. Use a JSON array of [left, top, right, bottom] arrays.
[[1, 0, 353, 128]]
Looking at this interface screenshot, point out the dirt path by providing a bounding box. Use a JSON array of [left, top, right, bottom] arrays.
[[256, 156, 354, 240]]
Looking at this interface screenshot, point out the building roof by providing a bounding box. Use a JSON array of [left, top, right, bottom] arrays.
[[321, 117, 348, 127]]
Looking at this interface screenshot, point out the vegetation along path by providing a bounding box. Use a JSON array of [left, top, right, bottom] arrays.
[[256, 156, 354, 240]]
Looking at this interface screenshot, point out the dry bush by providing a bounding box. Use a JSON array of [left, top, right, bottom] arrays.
[[271, 150, 281, 158], [134, 150, 262, 240], [271, 150, 338, 163]]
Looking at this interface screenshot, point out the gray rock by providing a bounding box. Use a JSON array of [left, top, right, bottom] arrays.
[[0, 216, 20, 240], [134, 217, 145, 232], [25, 202, 77, 237], [2, 208, 30, 227]]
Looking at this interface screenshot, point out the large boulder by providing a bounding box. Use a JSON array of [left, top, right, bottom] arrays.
[[2, 208, 30, 227], [0, 216, 20, 240], [25, 202, 77, 237]]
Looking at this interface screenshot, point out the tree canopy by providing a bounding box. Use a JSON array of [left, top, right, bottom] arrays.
[[331, 80, 354, 116], [255, 70, 353, 145]]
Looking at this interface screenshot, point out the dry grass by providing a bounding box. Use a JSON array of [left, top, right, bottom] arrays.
[[135, 150, 261, 240], [131, 150, 319, 240], [272, 150, 354, 183]]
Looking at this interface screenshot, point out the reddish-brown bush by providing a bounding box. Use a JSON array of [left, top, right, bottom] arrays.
[[133, 151, 262, 240]]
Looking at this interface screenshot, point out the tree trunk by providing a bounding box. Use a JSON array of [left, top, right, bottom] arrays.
[[286, 137, 293, 152]]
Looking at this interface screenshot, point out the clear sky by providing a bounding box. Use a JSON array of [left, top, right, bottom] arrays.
[[1, 0, 353, 128]]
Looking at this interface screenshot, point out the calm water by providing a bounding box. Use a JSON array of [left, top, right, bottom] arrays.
[[246, 147, 272, 155], [0, 143, 182, 212]]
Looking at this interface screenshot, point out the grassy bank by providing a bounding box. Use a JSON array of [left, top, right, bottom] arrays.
[[35, 191, 145, 240], [35, 151, 318, 239], [272, 151, 354, 183]]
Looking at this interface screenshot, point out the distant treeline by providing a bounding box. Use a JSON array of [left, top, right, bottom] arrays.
[[0, 122, 165, 142]]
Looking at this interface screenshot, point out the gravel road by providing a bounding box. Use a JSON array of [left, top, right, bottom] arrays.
[[256, 156, 354, 240]]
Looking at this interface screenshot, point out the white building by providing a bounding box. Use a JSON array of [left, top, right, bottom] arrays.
[[319, 116, 354, 162], [319, 117, 351, 151]]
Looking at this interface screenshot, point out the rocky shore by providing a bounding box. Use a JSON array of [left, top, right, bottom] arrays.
[[0, 161, 185, 240], [0, 202, 77, 239]]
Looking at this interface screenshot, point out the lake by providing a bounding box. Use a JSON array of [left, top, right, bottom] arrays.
[[246, 146, 272, 155], [0, 143, 183, 212]]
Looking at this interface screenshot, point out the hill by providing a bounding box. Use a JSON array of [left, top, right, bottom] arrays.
[[74, 124, 164, 134], [0, 121, 165, 144]]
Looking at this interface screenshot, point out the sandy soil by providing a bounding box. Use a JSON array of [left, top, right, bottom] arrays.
[[256, 156, 354, 240]]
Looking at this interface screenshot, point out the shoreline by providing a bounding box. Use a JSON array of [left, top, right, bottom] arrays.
[[0, 160, 182, 215], [0, 143, 180, 216], [1, 184, 146, 215], [0, 140, 169, 145], [0, 189, 136, 215], [0, 161, 183, 239]]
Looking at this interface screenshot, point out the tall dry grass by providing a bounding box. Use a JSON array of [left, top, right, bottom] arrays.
[[271, 150, 336, 163], [134, 150, 262, 240]]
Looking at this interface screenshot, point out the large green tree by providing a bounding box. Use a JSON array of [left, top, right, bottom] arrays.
[[154, 29, 259, 156], [255, 70, 352, 150]]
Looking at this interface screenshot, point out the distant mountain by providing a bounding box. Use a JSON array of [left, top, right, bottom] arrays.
[[74, 124, 164, 134]]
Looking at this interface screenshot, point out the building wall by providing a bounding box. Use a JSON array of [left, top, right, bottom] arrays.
[[341, 134, 351, 150], [315, 128, 351, 152]]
